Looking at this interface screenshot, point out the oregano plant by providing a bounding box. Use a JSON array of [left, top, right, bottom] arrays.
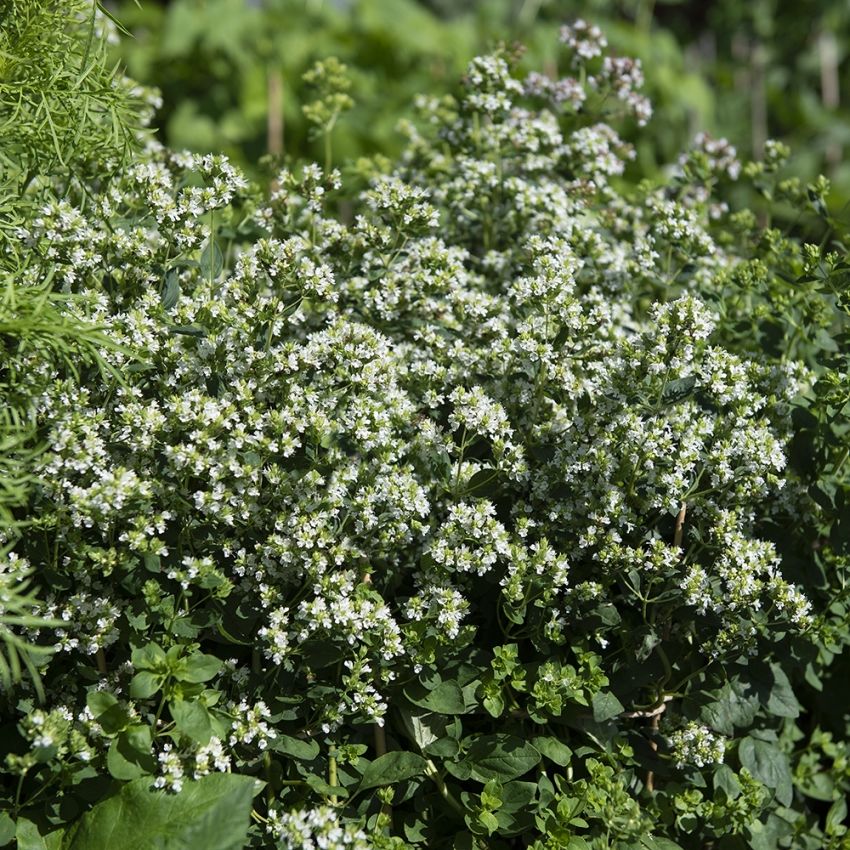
[[2, 6, 850, 850]]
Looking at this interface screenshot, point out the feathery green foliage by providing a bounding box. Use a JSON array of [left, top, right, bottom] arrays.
[[0, 0, 142, 193], [0, 0, 142, 696]]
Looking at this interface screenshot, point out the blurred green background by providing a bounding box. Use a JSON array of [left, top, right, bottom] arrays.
[[110, 0, 850, 200]]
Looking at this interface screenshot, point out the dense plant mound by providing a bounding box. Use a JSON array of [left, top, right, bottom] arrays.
[[4, 12, 850, 850]]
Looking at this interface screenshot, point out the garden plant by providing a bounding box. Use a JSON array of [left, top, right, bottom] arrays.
[[2, 3, 850, 850]]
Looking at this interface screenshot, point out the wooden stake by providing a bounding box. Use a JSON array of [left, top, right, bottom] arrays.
[[819, 30, 841, 167], [267, 65, 284, 157], [750, 42, 767, 160]]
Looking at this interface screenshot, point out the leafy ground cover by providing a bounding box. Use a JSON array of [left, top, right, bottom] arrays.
[[2, 3, 850, 850]]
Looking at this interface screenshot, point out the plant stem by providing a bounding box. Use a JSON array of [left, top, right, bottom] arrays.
[[374, 723, 387, 757], [329, 752, 338, 805], [646, 502, 687, 793], [425, 759, 465, 816], [673, 502, 687, 549], [453, 427, 467, 496], [14, 769, 27, 812], [374, 722, 392, 819], [153, 688, 169, 733]]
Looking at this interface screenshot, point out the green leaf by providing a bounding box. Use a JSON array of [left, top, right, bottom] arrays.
[[358, 752, 428, 792], [465, 735, 540, 782], [107, 728, 155, 781], [477, 811, 499, 834], [143, 553, 161, 573], [499, 781, 538, 813], [270, 734, 320, 762], [531, 736, 572, 767], [464, 469, 502, 497], [168, 325, 207, 337], [641, 836, 685, 850], [826, 797, 847, 834], [427, 736, 460, 758], [762, 664, 800, 719], [662, 374, 697, 403], [161, 269, 181, 310], [129, 671, 161, 700], [200, 240, 223, 281], [180, 653, 222, 684], [16, 820, 45, 850], [14, 820, 62, 850], [738, 737, 793, 806], [712, 764, 742, 799], [132, 644, 167, 670], [700, 681, 759, 736], [399, 708, 452, 751], [405, 680, 470, 715], [87, 691, 129, 735], [0, 813, 14, 847], [595, 604, 621, 626], [635, 628, 660, 662], [305, 774, 350, 798], [66, 774, 259, 850], [482, 691, 504, 718], [797, 769, 835, 802], [591, 691, 624, 722], [170, 700, 213, 744], [747, 812, 795, 850], [126, 724, 154, 755], [87, 690, 118, 715]]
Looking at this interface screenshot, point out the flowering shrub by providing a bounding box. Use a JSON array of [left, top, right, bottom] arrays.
[[3, 8, 850, 850]]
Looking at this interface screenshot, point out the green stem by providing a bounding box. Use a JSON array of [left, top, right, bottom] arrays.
[[208, 210, 216, 288], [425, 759, 465, 816], [153, 688, 169, 732], [329, 752, 338, 805], [657, 645, 673, 688], [323, 112, 338, 173], [264, 751, 273, 809], [453, 426, 468, 496], [834, 445, 850, 478], [324, 132, 332, 173], [14, 769, 28, 812]]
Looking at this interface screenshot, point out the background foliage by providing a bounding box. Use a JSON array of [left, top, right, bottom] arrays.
[[112, 0, 850, 202]]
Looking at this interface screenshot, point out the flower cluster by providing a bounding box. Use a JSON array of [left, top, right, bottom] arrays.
[[560, 20, 607, 63], [4, 18, 827, 850], [670, 722, 727, 769], [558, 20, 651, 124], [266, 806, 372, 850]]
